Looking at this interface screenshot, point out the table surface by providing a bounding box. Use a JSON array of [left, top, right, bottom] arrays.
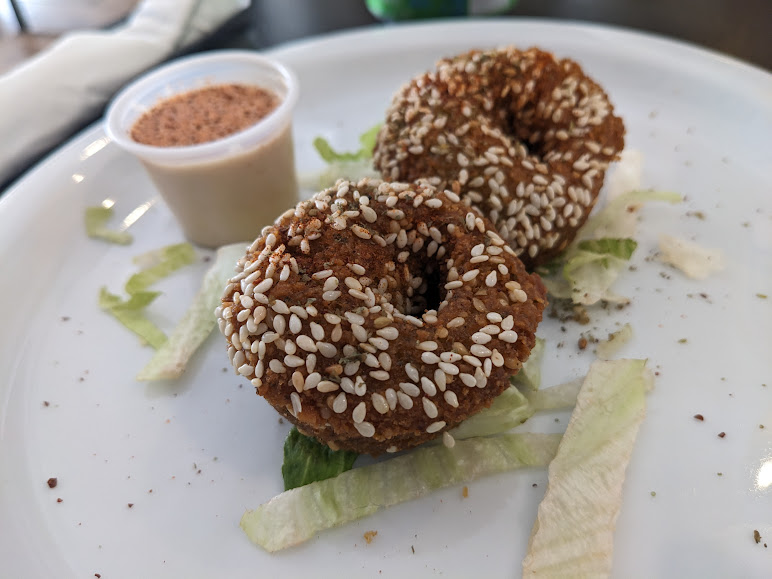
[[1, 0, 769, 191]]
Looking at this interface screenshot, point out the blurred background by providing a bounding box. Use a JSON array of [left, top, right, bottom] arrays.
[[0, 0, 768, 189], [2, 0, 770, 74]]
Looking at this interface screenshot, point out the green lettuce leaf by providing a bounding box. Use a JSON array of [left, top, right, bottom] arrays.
[[312, 124, 381, 163], [100, 242, 197, 349], [85, 206, 133, 245], [125, 243, 196, 295], [522, 359, 653, 577], [300, 124, 382, 191], [561, 241, 637, 305], [99, 287, 166, 348], [282, 428, 358, 491], [538, 190, 682, 306], [136, 243, 246, 380], [241, 432, 562, 552]]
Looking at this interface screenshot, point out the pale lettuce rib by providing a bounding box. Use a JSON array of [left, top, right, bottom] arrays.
[[522, 359, 652, 578], [136, 243, 246, 380], [241, 432, 562, 552]]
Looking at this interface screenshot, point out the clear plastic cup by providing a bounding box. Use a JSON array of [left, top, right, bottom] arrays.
[[105, 50, 299, 248]]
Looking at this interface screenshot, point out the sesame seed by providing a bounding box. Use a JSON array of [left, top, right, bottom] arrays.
[[422, 397, 439, 419], [434, 369, 447, 391], [472, 332, 492, 345], [462, 355, 482, 367], [268, 359, 286, 374], [397, 392, 414, 409], [370, 370, 390, 381], [332, 392, 347, 413], [421, 352, 440, 364], [443, 390, 459, 407], [290, 392, 302, 415], [440, 351, 461, 363], [418, 341, 438, 351], [296, 335, 317, 352], [376, 326, 399, 340], [399, 382, 421, 397], [371, 393, 389, 414], [323, 277, 339, 292], [499, 330, 518, 343], [284, 355, 304, 368], [405, 363, 420, 382], [317, 380, 340, 393], [322, 290, 341, 302], [462, 269, 480, 282], [311, 269, 333, 281], [254, 278, 273, 294], [291, 371, 304, 392], [438, 361, 459, 375], [470, 344, 492, 357], [443, 431, 456, 448], [421, 377, 437, 396], [316, 342, 337, 358], [355, 421, 375, 437], [426, 421, 446, 434], [501, 315, 515, 331], [459, 373, 477, 387], [289, 314, 302, 334], [485, 271, 497, 287], [447, 316, 465, 328], [385, 388, 397, 410], [324, 313, 341, 325], [310, 322, 325, 341]]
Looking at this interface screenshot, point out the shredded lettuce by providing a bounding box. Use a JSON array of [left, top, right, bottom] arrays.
[[658, 234, 725, 280], [99, 287, 166, 348], [579, 190, 682, 241], [510, 337, 545, 392], [282, 428, 358, 491], [300, 124, 381, 191], [539, 190, 682, 305], [449, 386, 534, 440], [125, 243, 196, 295], [136, 243, 246, 380], [522, 359, 653, 577], [99, 242, 196, 349], [312, 124, 381, 163], [596, 323, 633, 360], [241, 432, 562, 552], [523, 379, 583, 412], [85, 206, 133, 245]]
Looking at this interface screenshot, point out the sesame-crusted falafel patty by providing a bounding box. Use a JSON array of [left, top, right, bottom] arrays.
[[217, 178, 547, 455], [374, 46, 626, 269]]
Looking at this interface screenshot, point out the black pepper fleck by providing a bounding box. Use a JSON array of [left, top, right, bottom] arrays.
[[693, 414, 704, 421], [718, 432, 726, 438], [47, 477, 57, 488]]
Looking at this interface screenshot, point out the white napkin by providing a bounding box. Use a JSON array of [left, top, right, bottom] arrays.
[[0, 0, 248, 185]]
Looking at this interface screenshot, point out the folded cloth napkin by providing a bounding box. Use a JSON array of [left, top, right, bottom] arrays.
[[0, 0, 247, 186]]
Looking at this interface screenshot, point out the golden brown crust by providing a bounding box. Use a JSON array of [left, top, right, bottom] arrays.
[[374, 46, 626, 268], [218, 178, 546, 455]]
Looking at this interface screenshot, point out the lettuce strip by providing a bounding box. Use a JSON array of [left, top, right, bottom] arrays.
[[85, 206, 133, 245], [136, 243, 246, 380], [522, 359, 653, 577], [241, 432, 562, 552]]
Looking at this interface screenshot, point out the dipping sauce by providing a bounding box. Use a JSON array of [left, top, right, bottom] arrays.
[[124, 82, 297, 248], [130, 84, 278, 147]]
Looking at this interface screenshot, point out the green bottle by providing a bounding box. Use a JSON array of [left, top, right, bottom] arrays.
[[365, 0, 517, 21]]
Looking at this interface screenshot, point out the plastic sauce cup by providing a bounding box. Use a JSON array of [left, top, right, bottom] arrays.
[[106, 50, 299, 248]]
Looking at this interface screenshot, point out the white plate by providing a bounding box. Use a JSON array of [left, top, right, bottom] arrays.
[[1, 20, 771, 578]]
